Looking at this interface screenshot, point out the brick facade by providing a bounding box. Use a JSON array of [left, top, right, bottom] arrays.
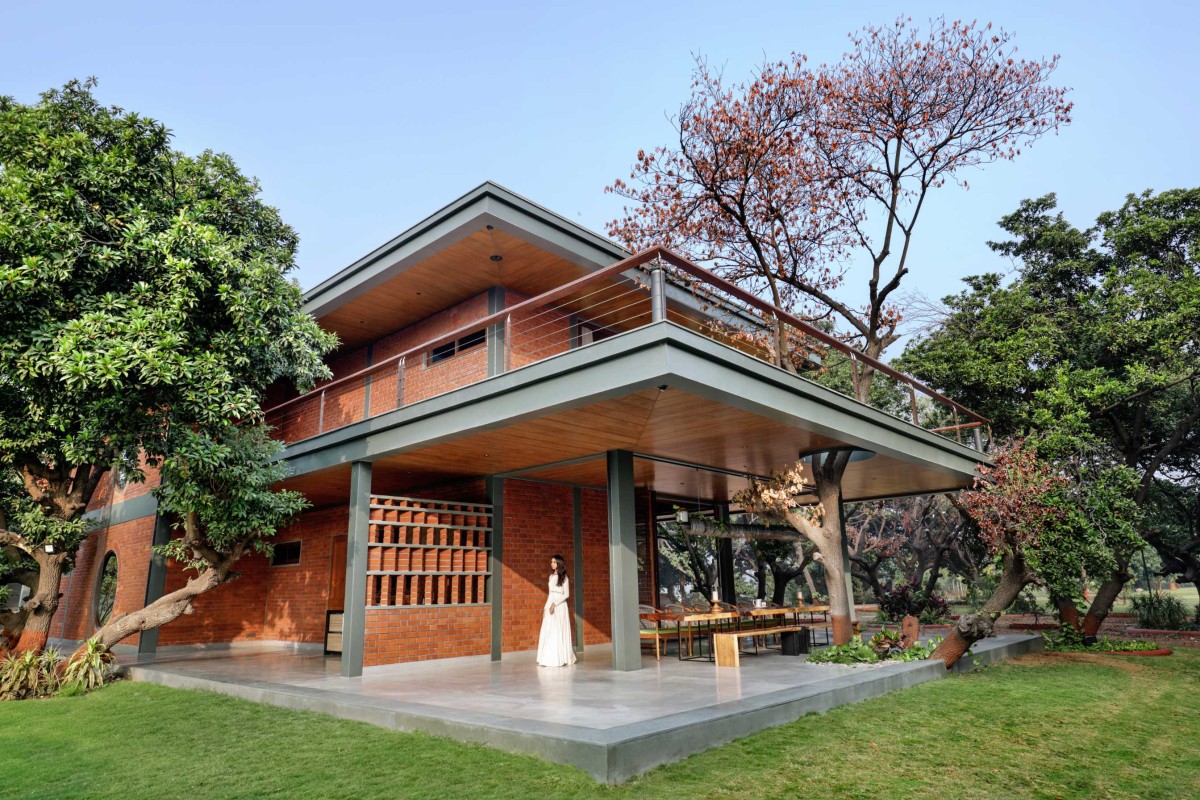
[[53, 515, 155, 648]]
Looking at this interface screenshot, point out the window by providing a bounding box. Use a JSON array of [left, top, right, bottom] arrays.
[[271, 541, 302, 567], [95, 552, 118, 627], [427, 328, 486, 365]]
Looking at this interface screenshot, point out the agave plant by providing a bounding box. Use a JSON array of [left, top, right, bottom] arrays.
[[62, 639, 115, 692], [0, 647, 61, 700]]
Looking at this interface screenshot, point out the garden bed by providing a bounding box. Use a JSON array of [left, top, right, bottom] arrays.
[[1009, 622, 1060, 631], [1125, 627, 1200, 638]]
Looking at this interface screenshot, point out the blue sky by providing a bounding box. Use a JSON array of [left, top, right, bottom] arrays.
[[4, 1, 1198, 340]]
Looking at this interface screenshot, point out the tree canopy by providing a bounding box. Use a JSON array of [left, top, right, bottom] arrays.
[[0, 80, 336, 650]]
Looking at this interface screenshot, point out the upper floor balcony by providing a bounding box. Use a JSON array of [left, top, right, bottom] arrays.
[[264, 245, 989, 455]]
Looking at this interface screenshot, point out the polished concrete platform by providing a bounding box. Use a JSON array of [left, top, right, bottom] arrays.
[[121, 635, 1042, 783]]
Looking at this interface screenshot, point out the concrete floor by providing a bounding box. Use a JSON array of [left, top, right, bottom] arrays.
[[121, 635, 1043, 783]]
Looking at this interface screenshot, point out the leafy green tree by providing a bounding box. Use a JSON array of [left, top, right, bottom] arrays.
[[903, 190, 1199, 633], [88, 425, 306, 651], [0, 81, 335, 651]]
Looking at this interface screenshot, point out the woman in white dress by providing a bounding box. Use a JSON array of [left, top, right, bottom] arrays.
[[536, 554, 576, 667]]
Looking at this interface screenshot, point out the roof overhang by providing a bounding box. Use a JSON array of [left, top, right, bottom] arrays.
[[279, 323, 986, 507]]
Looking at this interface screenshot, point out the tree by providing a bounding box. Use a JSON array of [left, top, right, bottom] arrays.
[[903, 190, 1199, 633], [734, 453, 859, 643], [608, 16, 1071, 400], [926, 441, 1070, 666], [87, 426, 305, 650], [845, 494, 971, 612], [0, 81, 335, 651]]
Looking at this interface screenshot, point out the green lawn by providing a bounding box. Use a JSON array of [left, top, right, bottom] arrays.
[[2, 650, 1199, 799]]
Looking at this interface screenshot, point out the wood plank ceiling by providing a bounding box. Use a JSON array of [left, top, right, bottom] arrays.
[[280, 388, 979, 507]]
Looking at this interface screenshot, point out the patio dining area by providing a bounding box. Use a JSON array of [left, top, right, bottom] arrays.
[[121, 633, 1042, 783]]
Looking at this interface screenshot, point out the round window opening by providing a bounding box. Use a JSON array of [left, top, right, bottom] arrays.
[[95, 552, 118, 627]]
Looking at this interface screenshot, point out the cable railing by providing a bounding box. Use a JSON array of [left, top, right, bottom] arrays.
[[263, 246, 991, 451]]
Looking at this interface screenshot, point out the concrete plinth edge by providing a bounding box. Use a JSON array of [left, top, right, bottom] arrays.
[[123, 634, 1043, 784]]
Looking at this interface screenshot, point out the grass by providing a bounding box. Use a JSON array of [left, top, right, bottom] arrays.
[[2, 651, 1199, 799]]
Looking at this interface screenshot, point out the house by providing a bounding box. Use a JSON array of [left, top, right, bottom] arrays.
[[49, 182, 988, 676]]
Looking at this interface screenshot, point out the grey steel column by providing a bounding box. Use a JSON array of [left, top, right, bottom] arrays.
[[606, 449, 641, 671], [650, 267, 667, 322], [487, 476, 504, 661], [487, 287, 506, 377], [572, 487, 584, 653], [716, 503, 736, 604], [137, 506, 172, 657], [341, 460, 372, 678]]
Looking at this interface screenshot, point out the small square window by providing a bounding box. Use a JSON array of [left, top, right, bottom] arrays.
[[271, 541, 302, 567]]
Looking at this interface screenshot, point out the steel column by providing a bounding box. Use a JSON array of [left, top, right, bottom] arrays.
[[487, 287, 506, 377], [136, 507, 173, 656], [487, 476, 505, 661], [340, 461, 372, 678], [716, 503, 737, 604], [606, 449, 641, 671], [650, 267, 667, 322], [572, 487, 584, 653]]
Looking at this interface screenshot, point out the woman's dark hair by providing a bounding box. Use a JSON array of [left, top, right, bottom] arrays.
[[551, 554, 568, 587]]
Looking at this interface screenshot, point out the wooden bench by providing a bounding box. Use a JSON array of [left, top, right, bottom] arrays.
[[713, 623, 833, 667]]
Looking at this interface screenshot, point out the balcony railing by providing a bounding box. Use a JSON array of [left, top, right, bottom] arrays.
[[263, 247, 991, 450]]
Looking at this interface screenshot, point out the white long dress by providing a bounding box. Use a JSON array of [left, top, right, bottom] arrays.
[[536, 575, 576, 667]]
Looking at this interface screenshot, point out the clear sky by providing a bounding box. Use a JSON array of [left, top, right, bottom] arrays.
[[4, 1, 1198, 340]]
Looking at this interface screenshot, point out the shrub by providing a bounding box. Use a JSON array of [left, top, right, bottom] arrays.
[[1130, 591, 1192, 630], [62, 639, 115, 692], [807, 635, 879, 664], [0, 647, 61, 700], [868, 628, 904, 658], [878, 583, 950, 623], [1042, 628, 1160, 653]]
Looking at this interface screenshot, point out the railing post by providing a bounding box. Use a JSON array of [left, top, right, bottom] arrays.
[[953, 408, 962, 443], [908, 385, 920, 426], [318, 388, 326, 434], [973, 426, 984, 452], [650, 265, 666, 323]]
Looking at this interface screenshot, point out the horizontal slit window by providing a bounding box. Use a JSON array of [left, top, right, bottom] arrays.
[[427, 329, 486, 366]]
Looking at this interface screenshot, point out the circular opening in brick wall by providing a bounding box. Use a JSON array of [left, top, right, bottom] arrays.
[[94, 551, 118, 627]]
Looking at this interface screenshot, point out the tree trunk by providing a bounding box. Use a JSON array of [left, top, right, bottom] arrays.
[[86, 563, 230, 654], [15, 550, 69, 654], [1083, 565, 1130, 636], [802, 565, 819, 603], [819, 542, 854, 644], [1054, 596, 1081, 630], [930, 551, 1034, 668]]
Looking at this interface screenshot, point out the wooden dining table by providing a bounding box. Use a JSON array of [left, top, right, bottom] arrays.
[[639, 604, 832, 662]]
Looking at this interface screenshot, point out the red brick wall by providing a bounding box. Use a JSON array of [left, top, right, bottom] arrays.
[[52, 515, 155, 648], [156, 504, 342, 647], [500, 480, 575, 653], [580, 488, 612, 645], [506, 290, 572, 370], [267, 293, 494, 441], [363, 605, 491, 666], [260, 506, 343, 644]]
